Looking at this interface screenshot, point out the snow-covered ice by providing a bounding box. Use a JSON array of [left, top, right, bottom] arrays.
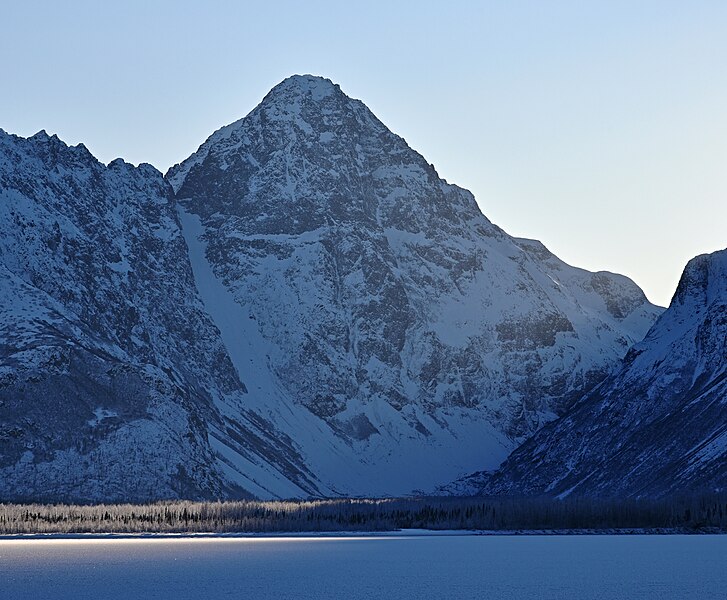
[[2, 534, 726, 599]]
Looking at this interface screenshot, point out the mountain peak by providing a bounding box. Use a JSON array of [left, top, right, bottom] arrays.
[[672, 248, 727, 307], [166, 74, 383, 193], [30, 129, 62, 143], [264, 74, 342, 103]]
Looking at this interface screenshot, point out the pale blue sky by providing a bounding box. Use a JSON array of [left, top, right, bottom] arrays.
[[2, 1, 725, 306]]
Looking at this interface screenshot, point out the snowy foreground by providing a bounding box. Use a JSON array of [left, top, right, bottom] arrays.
[[2, 533, 726, 599]]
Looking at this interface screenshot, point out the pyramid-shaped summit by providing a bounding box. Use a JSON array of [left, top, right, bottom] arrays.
[[165, 75, 663, 497], [167, 74, 351, 191], [169, 73, 460, 236], [263, 74, 343, 100]]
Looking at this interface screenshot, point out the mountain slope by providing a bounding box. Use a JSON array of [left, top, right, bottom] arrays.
[[0, 129, 323, 501], [167, 74, 662, 495], [479, 248, 727, 498]]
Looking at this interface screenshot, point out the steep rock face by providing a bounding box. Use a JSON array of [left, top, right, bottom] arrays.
[[479, 249, 727, 498], [0, 130, 320, 501], [168, 75, 662, 495]]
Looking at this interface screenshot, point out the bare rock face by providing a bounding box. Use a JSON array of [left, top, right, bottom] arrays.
[[167, 75, 662, 496], [475, 249, 727, 498]]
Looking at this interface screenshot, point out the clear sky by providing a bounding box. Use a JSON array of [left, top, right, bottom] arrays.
[[2, 1, 725, 306]]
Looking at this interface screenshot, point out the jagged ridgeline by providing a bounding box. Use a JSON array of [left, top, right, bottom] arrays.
[[0, 129, 318, 502], [0, 75, 661, 502]]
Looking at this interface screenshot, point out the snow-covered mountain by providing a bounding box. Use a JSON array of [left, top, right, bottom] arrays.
[[0, 75, 665, 501], [473, 248, 727, 498], [0, 129, 321, 502], [166, 74, 662, 497]]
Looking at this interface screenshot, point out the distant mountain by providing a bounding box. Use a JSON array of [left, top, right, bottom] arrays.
[[471, 248, 727, 498], [166, 74, 661, 497]]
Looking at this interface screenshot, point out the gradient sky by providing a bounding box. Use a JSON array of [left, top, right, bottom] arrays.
[[2, 1, 725, 306]]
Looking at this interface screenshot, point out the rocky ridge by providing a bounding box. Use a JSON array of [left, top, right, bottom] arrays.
[[474, 249, 727, 498], [0, 129, 320, 501]]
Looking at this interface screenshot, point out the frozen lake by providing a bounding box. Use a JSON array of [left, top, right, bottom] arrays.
[[2, 533, 726, 599]]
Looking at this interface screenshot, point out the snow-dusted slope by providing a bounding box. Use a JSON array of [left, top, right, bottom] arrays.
[[167, 74, 662, 496], [477, 249, 727, 498], [0, 129, 322, 501]]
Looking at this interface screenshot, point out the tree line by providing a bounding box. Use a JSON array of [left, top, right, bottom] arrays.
[[1, 494, 725, 535]]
